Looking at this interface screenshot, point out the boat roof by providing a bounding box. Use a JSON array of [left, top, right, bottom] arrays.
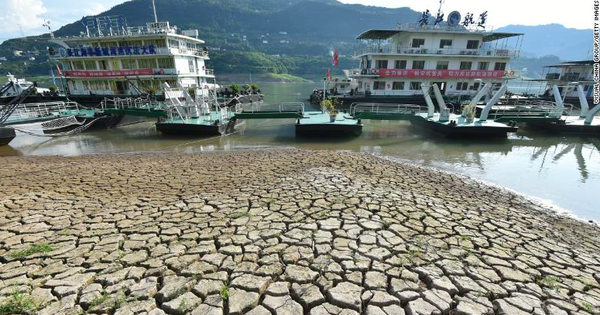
[[544, 60, 594, 68], [56, 32, 205, 44], [356, 29, 523, 42]]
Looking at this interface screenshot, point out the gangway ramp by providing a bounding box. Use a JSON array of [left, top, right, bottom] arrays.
[[350, 103, 423, 120], [232, 102, 305, 120], [101, 98, 169, 118]]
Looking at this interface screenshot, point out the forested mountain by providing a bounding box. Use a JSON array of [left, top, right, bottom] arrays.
[[496, 24, 592, 61], [0, 0, 591, 81]]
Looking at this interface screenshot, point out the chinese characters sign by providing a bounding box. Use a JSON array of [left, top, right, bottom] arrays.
[[64, 45, 157, 58], [378, 69, 504, 79], [64, 68, 155, 77]]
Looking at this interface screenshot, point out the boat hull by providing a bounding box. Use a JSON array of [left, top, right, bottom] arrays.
[[156, 119, 240, 136], [526, 121, 600, 136], [295, 123, 363, 137], [0, 127, 16, 146], [409, 116, 517, 138]]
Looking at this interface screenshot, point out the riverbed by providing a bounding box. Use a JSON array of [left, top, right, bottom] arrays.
[[1, 82, 599, 221]]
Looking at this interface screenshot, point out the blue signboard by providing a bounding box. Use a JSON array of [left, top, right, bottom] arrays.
[[447, 11, 461, 27], [66, 45, 157, 58]]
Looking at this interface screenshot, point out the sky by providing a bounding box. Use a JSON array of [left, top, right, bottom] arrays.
[[338, 0, 591, 30], [0, 0, 124, 42], [0, 0, 591, 42]]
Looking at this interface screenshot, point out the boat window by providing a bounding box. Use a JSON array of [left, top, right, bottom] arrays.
[[376, 60, 388, 69], [466, 40, 480, 49], [456, 82, 469, 90], [373, 81, 386, 90], [494, 62, 507, 71], [168, 39, 180, 48], [478, 62, 489, 70], [84, 60, 97, 70], [99, 60, 108, 70], [412, 60, 425, 70], [61, 62, 72, 71], [411, 38, 425, 48], [138, 59, 156, 69], [471, 82, 480, 90], [188, 59, 195, 73], [564, 73, 580, 81], [409, 82, 421, 90], [439, 39, 452, 48], [392, 82, 405, 90], [394, 60, 407, 69], [459, 62, 472, 70], [19, 84, 29, 88], [121, 59, 138, 69], [436, 61, 449, 70], [72, 61, 85, 70], [157, 58, 175, 69], [83, 81, 90, 90]]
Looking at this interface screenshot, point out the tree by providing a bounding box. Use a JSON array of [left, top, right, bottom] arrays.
[[230, 84, 240, 94]]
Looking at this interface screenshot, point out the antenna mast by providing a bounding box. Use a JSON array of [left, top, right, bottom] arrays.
[[152, 0, 158, 23], [43, 20, 54, 39], [437, 0, 444, 16]]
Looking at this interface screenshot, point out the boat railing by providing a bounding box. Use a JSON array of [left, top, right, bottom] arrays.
[[101, 97, 169, 111], [350, 102, 424, 117], [354, 46, 519, 58], [488, 101, 575, 120], [240, 102, 305, 114], [5, 101, 69, 123], [396, 22, 494, 33]]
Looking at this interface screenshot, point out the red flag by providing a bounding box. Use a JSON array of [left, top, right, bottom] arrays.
[[326, 68, 330, 81], [333, 49, 339, 67]]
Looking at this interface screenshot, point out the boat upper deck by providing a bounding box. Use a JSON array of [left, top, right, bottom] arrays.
[[354, 24, 523, 59]]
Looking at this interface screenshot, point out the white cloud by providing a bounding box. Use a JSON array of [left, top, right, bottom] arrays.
[[0, 0, 47, 32], [83, 3, 108, 16]]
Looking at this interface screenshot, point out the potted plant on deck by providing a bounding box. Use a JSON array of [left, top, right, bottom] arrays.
[[320, 98, 338, 122]]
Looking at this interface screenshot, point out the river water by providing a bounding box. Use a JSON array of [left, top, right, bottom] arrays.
[[1, 82, 599, 222]]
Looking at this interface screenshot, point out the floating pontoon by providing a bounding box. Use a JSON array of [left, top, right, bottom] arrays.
[[408, 83, 518, 138]]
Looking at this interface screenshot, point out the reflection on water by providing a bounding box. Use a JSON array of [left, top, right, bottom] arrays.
[[1, 82, 599, 221]]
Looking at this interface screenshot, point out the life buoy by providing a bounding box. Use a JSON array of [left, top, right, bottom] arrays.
[[371, 68, 379, 75], [509, 71, 514, 76], [386, 83, 391, 89]]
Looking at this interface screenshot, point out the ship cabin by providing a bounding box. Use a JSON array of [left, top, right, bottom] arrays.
[[49, 20, 215, 98], [540, 60, 594, 99], [350, 23, 523, 100]]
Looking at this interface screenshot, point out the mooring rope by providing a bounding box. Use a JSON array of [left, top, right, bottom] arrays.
[[13, 117, 104, 137]]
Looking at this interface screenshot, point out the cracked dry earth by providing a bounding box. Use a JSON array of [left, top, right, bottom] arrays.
[[0, 150, 599, 315]]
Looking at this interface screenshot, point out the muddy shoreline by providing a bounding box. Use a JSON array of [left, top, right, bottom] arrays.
[[0, 150, 598, 314]]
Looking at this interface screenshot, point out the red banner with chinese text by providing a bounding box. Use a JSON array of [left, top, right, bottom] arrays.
[[64, 68, 155, 78], [378, 69, 504, 79]]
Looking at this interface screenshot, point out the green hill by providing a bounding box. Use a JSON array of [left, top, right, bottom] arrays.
[[0, 0, 420, 80], [0, 0, 591, 81]]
